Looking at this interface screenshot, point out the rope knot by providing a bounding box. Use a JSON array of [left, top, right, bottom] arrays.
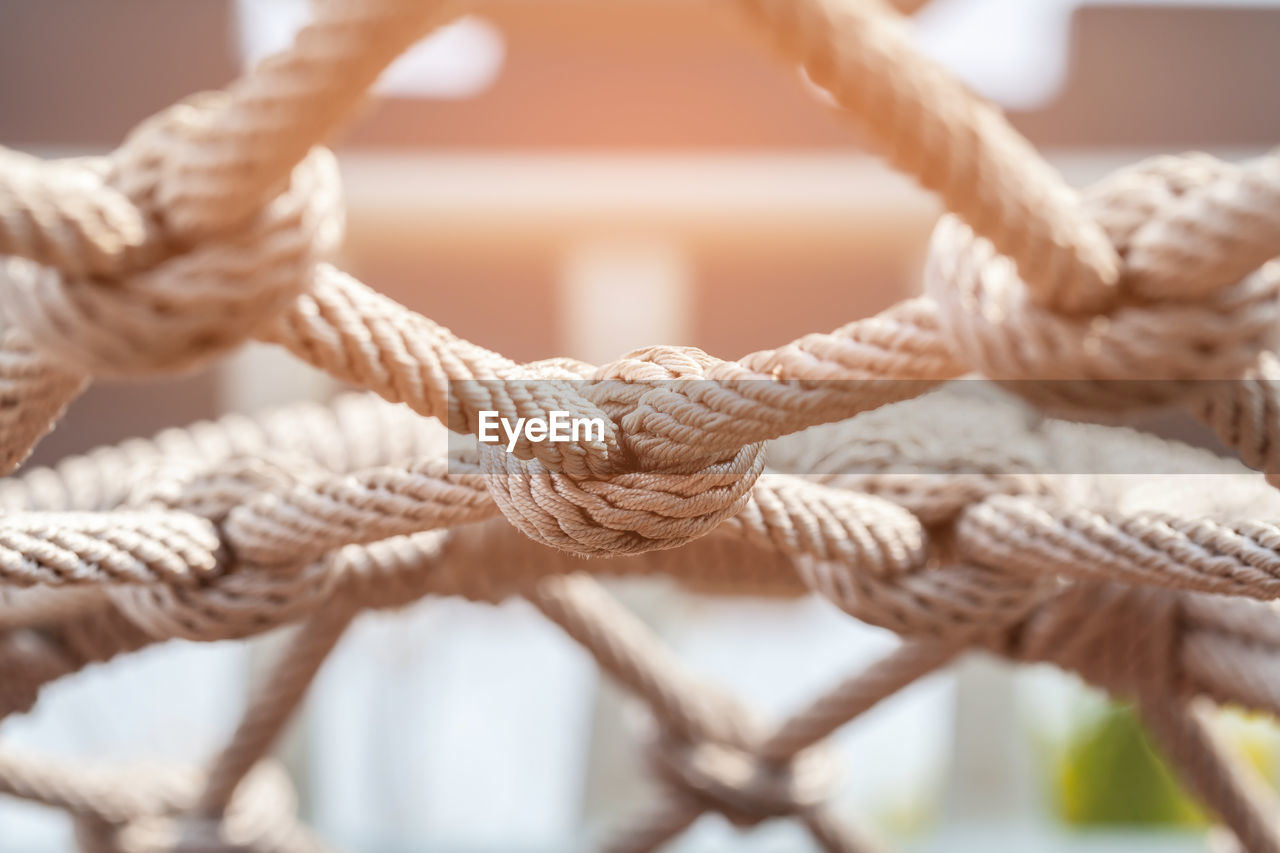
[[481, 345, 765, 557], [1006, 581, 1183, 701], [125, 453, 307, 524], [109, 453, 339, 642], [648, 728, 839, 827], [0, 96, 343, 377], [105, 545, 336, 642], [926, 153, 1280, 411]]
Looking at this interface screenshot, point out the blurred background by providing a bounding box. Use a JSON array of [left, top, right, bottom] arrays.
[[3, 1, 1280, 850]]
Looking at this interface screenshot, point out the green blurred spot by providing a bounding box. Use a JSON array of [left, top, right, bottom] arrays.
[[1053, 703, 1278, 827]]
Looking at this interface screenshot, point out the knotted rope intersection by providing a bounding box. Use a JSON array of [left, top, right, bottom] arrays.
[[5, 0, 1280, 850]]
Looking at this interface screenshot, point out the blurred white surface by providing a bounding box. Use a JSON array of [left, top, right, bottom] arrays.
[[914, 0, 1280, 109], [234, 0, 505, 99], [307, 599, 597, 850], [0, 641, 250, 851]]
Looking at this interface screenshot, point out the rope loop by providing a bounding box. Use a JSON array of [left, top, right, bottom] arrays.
[[0, 97, 344, 378], [926, 153, 1280, 412], [481, 346, 767, 557]]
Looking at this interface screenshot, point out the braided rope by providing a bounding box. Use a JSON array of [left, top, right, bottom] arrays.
[[3, 0, 1280, 850]]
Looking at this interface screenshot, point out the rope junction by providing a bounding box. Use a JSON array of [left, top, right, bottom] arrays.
[[4, 0, 1280, 849]]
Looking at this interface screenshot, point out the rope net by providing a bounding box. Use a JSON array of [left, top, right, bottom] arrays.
[[3, 0, 1280, 849]]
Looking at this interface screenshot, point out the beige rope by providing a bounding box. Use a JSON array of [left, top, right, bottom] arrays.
[[0, 141, 343, 379], [0, 746, 191, 824], [0, 134, 344, 478], [265, 269, 958, 556], [0, 149, 160, 279], [0, 0, 431, 474], [85, 763, 328, 853], [1138, 700, 1280, 853], [532, 574, 907, 853], [0, 510, 222, 587], [2, 384, 1273, 697], [4, 0, 1280, 848], [958, 495, 1280, 601], [1126, 152, 1280, 300], [155, 0, 460, 242], [196, 604, 355, 817], [222, 456, 496, 568], [1192, 351, 1280, 486], [0, 606, 152, 720], [925, 155, 1280, 413], [737, 0, 1120, 312], [0, 392, 442, 513], [758, 641, 958, 761], [0, 328, 87, 476]]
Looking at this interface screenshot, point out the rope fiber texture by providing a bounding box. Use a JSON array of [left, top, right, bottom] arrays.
[[5, 0, 1280, 850]]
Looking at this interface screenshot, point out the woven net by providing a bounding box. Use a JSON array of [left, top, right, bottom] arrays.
[[4, 0, 1280, 850]]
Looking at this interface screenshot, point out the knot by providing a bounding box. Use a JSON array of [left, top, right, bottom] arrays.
[[0, 96, 343, 377], [77, 762, 315, 853], [106, 553, 335, 642], [126, 453, 317, 524], [109, 453, 339, 641], [648, 728, 839, 827], [926, 154, 1280, 412], [481, 346, 765, 557], [780, 481, 1051, 640], [1005, 581, 1183, 701], [0, 148, 161, 278]]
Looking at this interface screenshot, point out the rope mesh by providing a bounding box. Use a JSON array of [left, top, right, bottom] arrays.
[[3, 0, 1280, 849]]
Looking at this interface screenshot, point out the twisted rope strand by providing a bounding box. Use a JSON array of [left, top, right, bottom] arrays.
[[532, 574, 878, 853], [0, 511, 221, 587], [197, 604, 355, 818], [0, 746, 192, 824], [266, 265, 961, 475], [737, 0, 1120, 312], [0, 327, 87, 476], [1127, 153, 1280, 300], [157, 0, 461, 242], [3, 0, 1280, 847], [759, 641, 958, 760], [959, 496, 1280, 601], [0, 149, 159, 278]]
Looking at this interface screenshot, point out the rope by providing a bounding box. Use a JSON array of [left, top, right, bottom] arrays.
[[0, 328, 87, 476], [265, 269, 959, 556], [532, 574, 896, 853], [0, 149, 159, 279], [925, 154, 1280, 413], [155, 0, 461, 242], [0, 510, 221, 587], [737, 0, 1121, 313], [959, 496, 1280, 601], [196, 604, 354, 817], [1138, 700, 1280, 853], [2, 0, 1280, 849]]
